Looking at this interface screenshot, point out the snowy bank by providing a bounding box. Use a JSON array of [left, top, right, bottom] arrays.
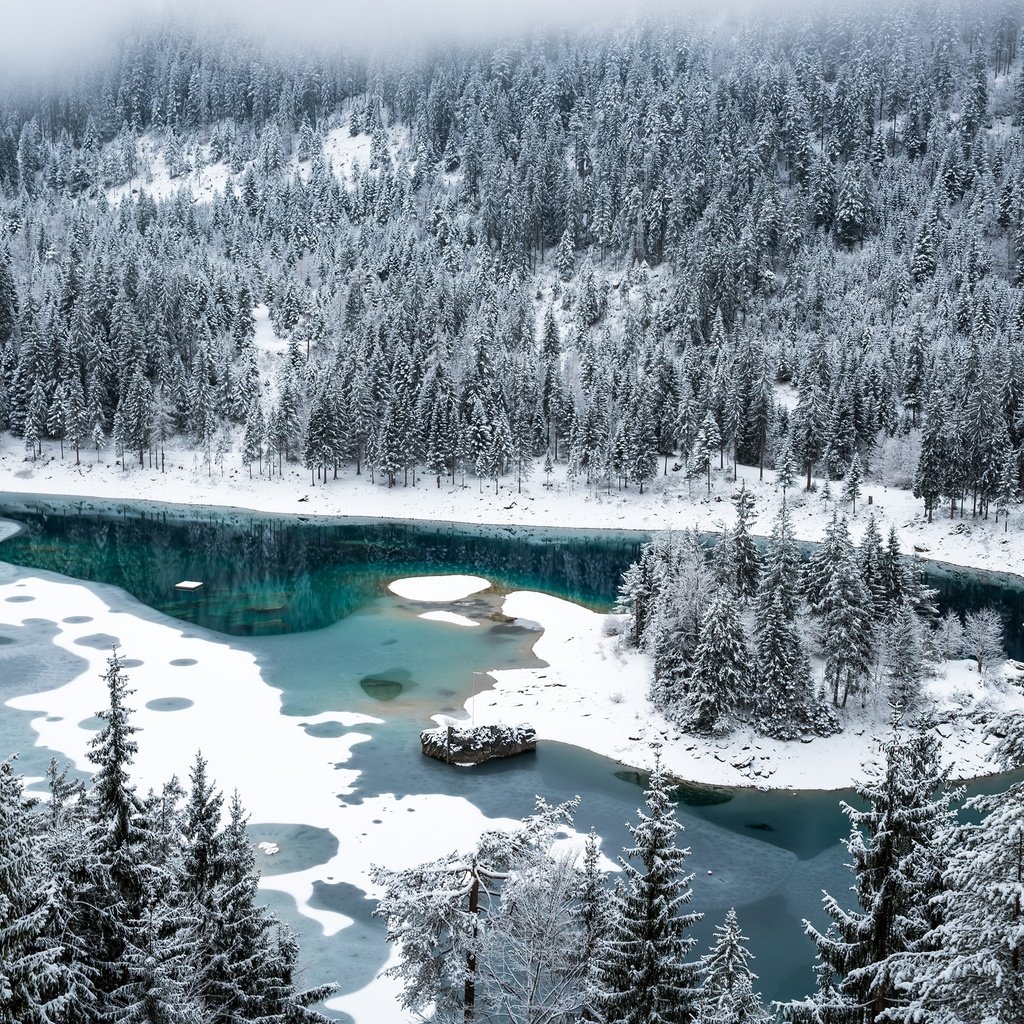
[[456, 591, 1024, 791], [2, 439, 1023, 579]]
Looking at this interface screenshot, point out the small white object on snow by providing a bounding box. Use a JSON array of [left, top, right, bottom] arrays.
[[257, 841, 280, 856]]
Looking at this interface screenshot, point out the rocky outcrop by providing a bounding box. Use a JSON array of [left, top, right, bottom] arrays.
[[421, 723, 537, 765]]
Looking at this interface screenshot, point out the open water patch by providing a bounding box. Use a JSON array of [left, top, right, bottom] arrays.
[[145, 697, 194, 712], [74, 633, 120, 650], [248, 823, 339, 875]]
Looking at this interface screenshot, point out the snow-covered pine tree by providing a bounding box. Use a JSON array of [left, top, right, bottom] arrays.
[[692, 411, 721, 494], [0, 758, 68, 1023], [892, 721, 1024, 1023], [885, 601, 926, 712], [595, 755, 702, 1024], [841, 452, 863, 515], [727, 485, 761, 600], [784, 724, 952, 1024], [201, 790, 336, 1022], [697, 909, 772, 1024], [688, 588, 748, 734], [804, 514, 875, 707]]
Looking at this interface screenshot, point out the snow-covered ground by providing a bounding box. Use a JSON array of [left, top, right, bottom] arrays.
[[387, 575, 490, 601], [2, 437, 1023, 578], [105, 123, 410, 207], [421, 587, 1024, 791], [0, 566, 551, 1023]]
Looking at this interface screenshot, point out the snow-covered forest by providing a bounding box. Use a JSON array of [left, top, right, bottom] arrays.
[[1, 650, 335, 1022], [615, 495, 1012, 742], [5, 0, 1024, 1020], [0, 0, 1023, 520]]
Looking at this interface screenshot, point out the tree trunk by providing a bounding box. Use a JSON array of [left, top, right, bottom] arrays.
[[464, 876, 480, 1022]]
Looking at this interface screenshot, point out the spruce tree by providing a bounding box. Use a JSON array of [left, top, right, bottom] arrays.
[[895, 724, 1024, 1023], [595, 756, 702, 1024], [688, 589, 748, 734], [697, 909, 771, 1024], [841, 453, 863, 515], [0, 759, 66, 1024], [727, 485, 761, 600], [805, 515, 875, 707], [785, 725, 952, 1024]]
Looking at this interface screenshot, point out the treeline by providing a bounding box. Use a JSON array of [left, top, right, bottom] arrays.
[[3, 2, 1024, 517], [374, 717, 1024, 1024], [618, 493, 1006, 737], [0, 650, 333, 1023]]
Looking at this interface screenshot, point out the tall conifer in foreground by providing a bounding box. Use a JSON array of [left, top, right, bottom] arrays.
[[785, 724, 952, 1024], [595, 754, 702, 1024]]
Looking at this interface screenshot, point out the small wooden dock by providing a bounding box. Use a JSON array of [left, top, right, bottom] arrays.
[[174, 580, 204, 591]]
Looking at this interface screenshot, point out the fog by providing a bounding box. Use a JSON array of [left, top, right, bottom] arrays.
[[0, 0, 804, 72]]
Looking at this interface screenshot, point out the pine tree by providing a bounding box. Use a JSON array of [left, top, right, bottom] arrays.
[[688, 590, 748, 734], [0, 759, 67, 1024], [692, 411, 721, 494], [841, 452, 863, 515], [242, 398, 265, 477], [595, 756, 702, 1024], [556, 228, 575, 281], [775, 432, 797, 500], [805, 515, 875, 707], [885, 600, 925, 712], [85, 647, 149, 1011], [895, 726, 1024, 1023], [996, 442, 1019, 532], [727, 485, 761, 600], [914, 392, 949, 523], [0, 245, 18, 347], [697, 910, 772, 1024], [785, 725, 953, 1024]]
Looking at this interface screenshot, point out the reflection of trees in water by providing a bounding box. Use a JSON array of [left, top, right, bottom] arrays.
[[3, 503, 1023, 655], [0, 504, 644, 636]]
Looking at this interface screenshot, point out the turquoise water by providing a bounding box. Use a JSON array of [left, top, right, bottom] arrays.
[[2, 493, 1023, 1015], [2, 494, 1021, 655]]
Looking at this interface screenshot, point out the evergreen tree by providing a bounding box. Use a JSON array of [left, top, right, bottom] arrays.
[[785, 725, 952, 1024], [805, 515, 875, 707], [841, 452, 863, 515], [0, 759, 67, 1024], [725, 485, 761, 600], [697, 910, 772, 1024], [595, 755, 702, 1024], [894, 723, 1024, 1023], [688, 590, 748, 735]]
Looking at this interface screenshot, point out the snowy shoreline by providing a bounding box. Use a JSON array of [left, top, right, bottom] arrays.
[[3, 480, 1024, 792], [417, 583, 1024, 793], [2, 436, 1024, 580]]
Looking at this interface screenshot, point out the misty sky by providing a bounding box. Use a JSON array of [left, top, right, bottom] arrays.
[[0, 0, 731, 71]]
